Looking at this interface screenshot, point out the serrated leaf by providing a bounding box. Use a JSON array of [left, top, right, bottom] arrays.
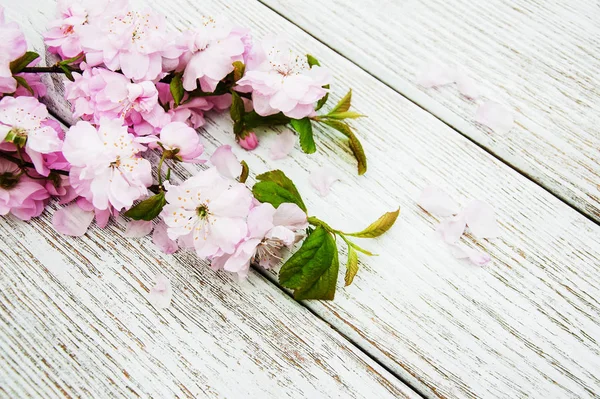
[[344, 208, 400, 238], [232, 61, 245, 82], [290, 118, 316, 154], [315, 90, 329, 111], [279, 226, 339, 300], [329, 89, 352, 114], [243, 111, 290, 129], [239, 160, 249, 183], [324, 111, 365, 120], [170, 73, 184, 107], [123, 192, 167, 221], [321, 119, 367, 175], [252, 170, 306, 212], [344, 245, 359, 286], [14, 76, 33, 95], [9, 52, 39, 74]]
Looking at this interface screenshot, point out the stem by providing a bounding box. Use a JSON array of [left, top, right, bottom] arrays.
[[308, 215, 375, 256], [0, 151, 69, 176], [157, 153, 166, 187], [20, 65, 82, 75]]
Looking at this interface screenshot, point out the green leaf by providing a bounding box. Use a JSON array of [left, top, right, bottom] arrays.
[[58, 53, 84, 66], [290, 118, 316, 154], [344, 245, 359, 286], [239, 160, 249, 183], [170, 73, 184, 107], [279, 226, 339, 300], [252, 170, 306, 212], [14, 76, 33, 95], [306, 54, 321, 67], [316, 90, 329, 111], [123, 192, 167, 221], [321, 119, 367, 175], [232, 61, 245, 82], [230, 91, 246, 136], [9, 52, 39, 74], [59, 64, 74, 81], [243, 111, 290, 129], [323, 111, 365, 120], [329, 89, 352, 114], [344, 208, 400, 238]]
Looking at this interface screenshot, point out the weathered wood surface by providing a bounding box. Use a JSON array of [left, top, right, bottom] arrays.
[[5, 1, 600, 398], [260, 0, 600, 222]]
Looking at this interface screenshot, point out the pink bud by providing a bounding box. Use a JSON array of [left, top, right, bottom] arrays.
[[238, 132, 259, 151]]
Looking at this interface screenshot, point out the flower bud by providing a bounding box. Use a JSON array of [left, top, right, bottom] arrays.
[[238, 131, 258, 151]]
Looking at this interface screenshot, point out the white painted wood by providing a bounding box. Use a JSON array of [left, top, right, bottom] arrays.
[[5, 1, 600, 398], [259, 0, 600, 222]]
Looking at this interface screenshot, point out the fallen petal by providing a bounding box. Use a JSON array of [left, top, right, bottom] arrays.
[[152, 222, 179, 254], [52, 204, 95, 237], [210, 145, 242, 179], [148, 273, 172, 308], [449, 243, 491, 266], [436, 213, 467, 243], [455, 69, 479, 100], [417, 63, 455, 88], [464, 200, 500, 238], [309, 166, 340, 197], [124, 220, 154, 238], [475, 101, 514, 134], [418, 185, 460, 217], [270, 129, 296, 160]]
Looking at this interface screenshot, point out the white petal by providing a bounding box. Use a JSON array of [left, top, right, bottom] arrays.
[[449, 244, 491, 266], [436, 214, 467, 244], [463, 200, 501, 238], [309, 166, 340, 197], [475, 101, 514, 135], [148, 273, 172, 308], [270, 129, 296, 160], [52, 204, 95, 237], [416, 63, 455, 88], [124, 220, 154, 238], [455, 69, 479, 100], [418, 185, 460, 216], [210, 145, 242, 179], [153, 222, 179, 254]]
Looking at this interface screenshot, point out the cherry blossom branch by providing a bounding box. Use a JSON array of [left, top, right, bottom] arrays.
[[0, 151, 69, 176], [20, 65, 82, 74]]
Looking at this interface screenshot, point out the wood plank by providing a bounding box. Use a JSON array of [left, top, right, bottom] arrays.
[[7, 1, 600, 398], [259, 0, 600, 222]]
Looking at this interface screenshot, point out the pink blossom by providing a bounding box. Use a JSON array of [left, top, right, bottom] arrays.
[[0, 7, 27, 94], [236, 37, 331, 119], [124, 220, 153, 237], [309, 166, 340, 197], [158, 121, 203, 163], [46, 175, 78, 204], [0, 158, 49, 220], [212, 202, 307, 277], [0, 97, 63, 176], [210, 145, 241, 180], [178, 17, 249, 92], [160, 167, 253, 258], [152, 221, 179, 254], [148, 273, 172, 308], [62, 118, 152, 211], [77, 8, 169, 82], [52, 203, 95, 236], [436, 213, 466, 244], [238, 131, 258, 151], [76, 196, 118, 228]]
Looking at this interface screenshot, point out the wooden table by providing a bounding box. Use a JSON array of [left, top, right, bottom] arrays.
[[2, 0, 599, 397]]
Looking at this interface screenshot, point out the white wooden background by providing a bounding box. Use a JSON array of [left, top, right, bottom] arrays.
[[2, 0, 600, 398]]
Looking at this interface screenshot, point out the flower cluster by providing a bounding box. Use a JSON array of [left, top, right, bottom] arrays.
[[0, 2, 392, 302]]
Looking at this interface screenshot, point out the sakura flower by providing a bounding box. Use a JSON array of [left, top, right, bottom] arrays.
[[0, 97, 63, 176], [178, 17, 249, 92], [148, 273, 172, 308], [45, 174, 78, 205], [0, 158, 49, 220], [78, 8, 168, 82], [158, 122, 203, 163], [76, 196, 118, 228], [124, 220, 153, 237], [238, 131, 258, 151], [152, 221, 179, 254], [236, 37, 331, 119], [212, 202, 308, 277], [62, 118, 152, 211], [0, 8, 27, 94], [52, 203, 95, 236], [210, 145, 241, 180], [309, 166, 340, 197], [270, 129, 295, 160], [160, 167, 253, 258], [475, 101, 514, 135]]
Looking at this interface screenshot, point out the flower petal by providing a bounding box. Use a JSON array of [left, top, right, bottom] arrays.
[[418, 185, 460, 217], [475, 101, 514, 135], [210, 145, 242, 179], [436, 214, 467, 244], [270, 129, 296, 160], [148, 273, 172, 308], [455, 69, 479, 100], [449, 244, 491, 266], [309, 166, 340, 197], [416, 63, 455, 88], [463, 200, 500, 238], [152, 222, 179, 254], [52, 204, 95, 237], [124, 220, 154, 238]]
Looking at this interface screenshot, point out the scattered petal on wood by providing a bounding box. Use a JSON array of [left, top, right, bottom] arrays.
[[449, 244, 491, 266], [124, 220, 154, 238], [416, 63, 455, 88], [309, 166, 340, 197], [270, 129, 296, 160], [455, 69, 479, 100], [210, 145, 242, 179], [464, 200, 500, 238], [52, 204, 95, 237], [436, 214, 467, 243], [148, 273, 172, 308], [475, 101, 514, 134], [152, 222, 179, 254], [418, 185, 460, 217]]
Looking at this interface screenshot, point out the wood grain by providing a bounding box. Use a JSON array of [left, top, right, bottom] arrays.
[[5, 1, 600, 398], [259, 0, 600, 222]]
